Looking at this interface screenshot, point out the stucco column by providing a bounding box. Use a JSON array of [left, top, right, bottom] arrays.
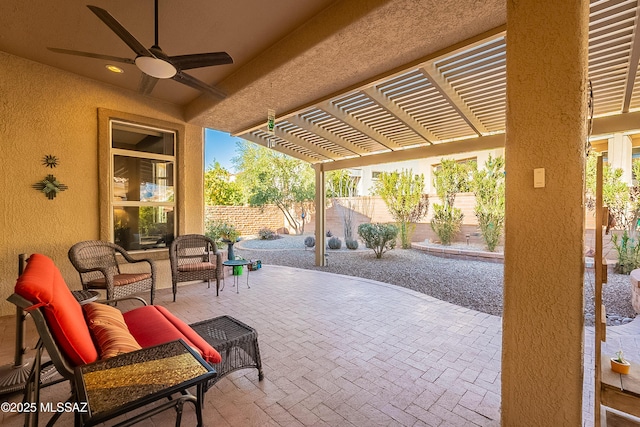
[[314, 165, 326, 266], [608, 133, 633, 185], [503, 0, 588, 425]]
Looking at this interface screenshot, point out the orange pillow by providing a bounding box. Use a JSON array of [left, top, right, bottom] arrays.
[[83, 303, 141, 359]]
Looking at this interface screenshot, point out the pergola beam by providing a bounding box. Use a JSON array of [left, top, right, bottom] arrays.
[[362, 87, 437, 143], [318, 133, 505, 172], [286, 115, 368, 155], [622, 8, 640, 113], [318, 100, 401, 150], [273, 127, 341, 160], [241, 132, 322, 164], [419, 64, 489, 136]]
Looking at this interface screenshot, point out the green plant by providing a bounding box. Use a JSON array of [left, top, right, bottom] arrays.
[[614, 350, 629, 364], [328, 236, 342, 249], [358, 223, 398, 258], [430, 204, 463, 245], [304, 236, 315, 248], [206, 221, 240, 243], [345, 239, 359, 250], [205, 221, 223, 243], [204, 161, 245, 206], [431, 159, 470, 245], [235, 141, 315, 234], [258, 227, 277, 240], [373, 169, 429, 249], [471, 155, 505, 251], [611, 230, 640, 274]]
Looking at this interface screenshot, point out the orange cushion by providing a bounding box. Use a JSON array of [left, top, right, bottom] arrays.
[[83, 303, 142, 359], [14, 254, 98, 366], [88, 273, 152, 287], [177, 262, 215, 272], [123, 305, 221, 364]]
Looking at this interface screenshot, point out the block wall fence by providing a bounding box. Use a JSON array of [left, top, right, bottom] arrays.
[[205, 196, 609, 254]]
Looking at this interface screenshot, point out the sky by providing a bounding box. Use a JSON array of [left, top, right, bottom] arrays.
[[204, 129, 243, 172]]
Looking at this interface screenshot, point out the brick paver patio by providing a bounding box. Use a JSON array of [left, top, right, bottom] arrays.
[[2, 264, 634, 426]]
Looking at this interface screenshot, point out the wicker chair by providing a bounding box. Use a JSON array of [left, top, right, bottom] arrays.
[[68, 240, 156, 304], [170, 234, 223, 300]]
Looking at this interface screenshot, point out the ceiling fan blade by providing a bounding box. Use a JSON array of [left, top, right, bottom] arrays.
[[169, 52, 233, 70], [139, 73, 159, 95], [172, 71, 226, 99], [47, 47, 135, 64], [87, 5, 152, 58]]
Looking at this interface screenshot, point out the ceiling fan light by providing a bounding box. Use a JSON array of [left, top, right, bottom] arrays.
[[135, 56, 176, 79], [105, 64, 124, 73]]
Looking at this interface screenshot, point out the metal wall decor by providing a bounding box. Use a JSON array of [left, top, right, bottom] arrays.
[[33, 174, 68, 199], [42, 154, 59, 168]]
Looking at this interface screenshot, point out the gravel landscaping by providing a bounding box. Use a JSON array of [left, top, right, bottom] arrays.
[[235, 234, 636, 326]]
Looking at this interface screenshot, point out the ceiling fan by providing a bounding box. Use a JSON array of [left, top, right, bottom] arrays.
[[48, 0, 233, 99]]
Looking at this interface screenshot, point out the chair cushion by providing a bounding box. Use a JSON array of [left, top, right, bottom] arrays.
[[14, 254, 98, 366], [87, 273, 152, 287], [177, 262, 216, 272], [83, 303, 142, 359], [123, 305, 222, 364]]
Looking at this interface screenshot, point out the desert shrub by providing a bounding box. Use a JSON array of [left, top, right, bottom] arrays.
[[328, 236, 342, 249], [373, 169, 429, 249], [258, 227, 277, 240], [612, 230, 640, 274], [358, 223, 398, 258], [345, 239, 359, 250], [304, 236, 316, 248], [471, 155, 505, 251], [430, 204, 463, 245], [431, 158, 470, 245]]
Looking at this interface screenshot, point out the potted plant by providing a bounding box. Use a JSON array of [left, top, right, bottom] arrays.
[[219, 223, 241, 260], [611, 350, 631, 375]]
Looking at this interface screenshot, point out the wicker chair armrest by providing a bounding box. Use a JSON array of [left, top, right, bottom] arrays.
[[115, 248, 155, 267], [113, 250, 157, 279], [213, 251, 223, 270]]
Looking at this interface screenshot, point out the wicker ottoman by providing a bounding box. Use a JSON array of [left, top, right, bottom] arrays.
[[189, 315, 263, 390]]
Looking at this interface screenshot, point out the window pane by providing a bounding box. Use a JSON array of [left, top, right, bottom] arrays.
[[113, 206, 174, 251], [112, 122, 174, 155], [113, 156, 174, 202]]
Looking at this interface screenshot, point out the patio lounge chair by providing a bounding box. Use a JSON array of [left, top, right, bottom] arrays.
[[68, 240, 156, 304], [170, 234, 223, 300], [8, 253, 221, 426]]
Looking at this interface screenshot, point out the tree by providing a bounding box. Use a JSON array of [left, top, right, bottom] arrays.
[[373, 169, 429, 249], [234, 141, 315, 234], [471, 155, 505, 251], [326, 169, 359, 198], [204, 161, 245, 206], [431, 159, 472, 245], [327, 169, 361, 243]]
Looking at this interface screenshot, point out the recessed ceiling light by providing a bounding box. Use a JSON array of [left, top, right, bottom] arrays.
[[105, 64, 124, 74]]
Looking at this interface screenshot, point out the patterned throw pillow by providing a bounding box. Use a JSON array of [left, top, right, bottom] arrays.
[[83, 303, 142, 359]]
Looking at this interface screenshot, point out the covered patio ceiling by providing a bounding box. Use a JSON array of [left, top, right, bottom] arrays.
[[234, 0, 640, 169]]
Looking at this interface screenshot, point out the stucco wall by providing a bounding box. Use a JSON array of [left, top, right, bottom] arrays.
[[0, 51, 205, 316]]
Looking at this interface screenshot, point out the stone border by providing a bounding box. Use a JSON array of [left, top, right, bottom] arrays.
[[411, 242, 504, 263]]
